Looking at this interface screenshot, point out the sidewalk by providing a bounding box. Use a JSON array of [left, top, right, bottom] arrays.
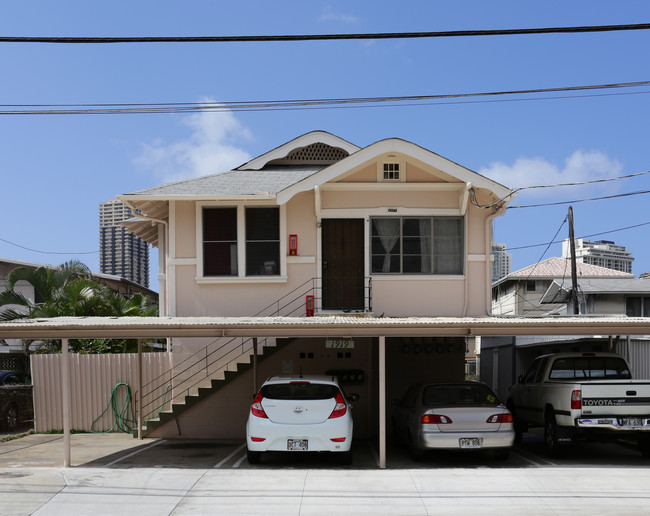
[[2, 433, 650, 515]]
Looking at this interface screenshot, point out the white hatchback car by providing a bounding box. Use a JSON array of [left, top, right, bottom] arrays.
[[246, 375, 356, 464]]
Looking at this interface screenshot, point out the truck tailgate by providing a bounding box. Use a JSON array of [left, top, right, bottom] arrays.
[[581, 381, 650, 416]]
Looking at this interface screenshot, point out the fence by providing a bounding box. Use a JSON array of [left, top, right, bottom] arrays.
[[31, 352, 172, 432]]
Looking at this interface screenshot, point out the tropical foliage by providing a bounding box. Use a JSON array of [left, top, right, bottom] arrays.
[[0, 260, 159, 354]]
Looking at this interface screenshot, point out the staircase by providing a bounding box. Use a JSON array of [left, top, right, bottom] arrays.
[[140, 336, 291, 435], [135, 276, 372, 436]]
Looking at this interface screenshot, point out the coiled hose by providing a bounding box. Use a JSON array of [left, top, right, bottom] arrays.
[[91, 382, 136, 434]]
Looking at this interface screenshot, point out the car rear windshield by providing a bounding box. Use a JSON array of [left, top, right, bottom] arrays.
[[261, 382, 340, 400], [422, 384, 499, 406], [548, 357, 631, 380]]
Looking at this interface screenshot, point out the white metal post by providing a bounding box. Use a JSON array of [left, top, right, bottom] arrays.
[[62, 338, 71, 467], [379, 335, 386, 469], [137, 339, 143, 440]]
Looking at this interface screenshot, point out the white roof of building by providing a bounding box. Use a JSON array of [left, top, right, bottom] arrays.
[[496, 257, 634, 286]]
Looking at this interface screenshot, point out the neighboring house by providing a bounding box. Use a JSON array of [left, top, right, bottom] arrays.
[[118, 130, 514, 439], [485, 263, 650, 401], [491, 257, 634, 317], [0, 257, 158, 354]]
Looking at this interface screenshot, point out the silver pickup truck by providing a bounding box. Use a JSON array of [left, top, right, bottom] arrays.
[[506, 352, 650, 458]]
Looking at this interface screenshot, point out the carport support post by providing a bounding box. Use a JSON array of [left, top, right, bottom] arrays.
[[62, 338, 71, 467], [252, 338, 258, 394], [379, 335, 386, 469], [137, 339, 143, 440]]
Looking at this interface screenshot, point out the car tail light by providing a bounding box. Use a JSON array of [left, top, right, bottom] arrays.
[[486, 413, 514, 424], [250, 437, 266, 442], [330, 437, 347, 442], [571, 390, 582, 410], [251, 392, 268, 418], [328, 391, 347, 419], [420, 414, 452, 424]]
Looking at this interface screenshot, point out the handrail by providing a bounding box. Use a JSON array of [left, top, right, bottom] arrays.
[[136, 276, 372, 424]]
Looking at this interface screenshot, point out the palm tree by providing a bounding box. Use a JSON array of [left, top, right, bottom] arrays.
[[0, 260, 158, 353]]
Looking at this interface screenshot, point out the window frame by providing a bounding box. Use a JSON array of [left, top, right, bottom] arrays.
[[370, 215, 464, 276], [377, 160, 406, 183], [197, 202, 287, 283]]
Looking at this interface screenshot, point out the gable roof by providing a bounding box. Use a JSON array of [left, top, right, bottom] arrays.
[[123, 165, 326, 199], [121, 131, 513, 204], [499, 256, 634, 284]]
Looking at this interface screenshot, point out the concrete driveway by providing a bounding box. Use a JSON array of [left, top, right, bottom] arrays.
[[2, 433, 650, 515]]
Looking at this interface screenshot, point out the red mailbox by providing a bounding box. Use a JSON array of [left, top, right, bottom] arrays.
[[306, 295, 314, 317]]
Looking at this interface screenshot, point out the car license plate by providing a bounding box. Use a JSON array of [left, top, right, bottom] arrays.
[[623, 418, 643, 428], [287, 439, 308, 451], [459, 438, 482, 449]]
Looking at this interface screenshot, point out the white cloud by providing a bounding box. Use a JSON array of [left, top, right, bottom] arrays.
[[479, 150, 623, 197], [320, 5, 359, 24], [136, 102, 252, 183]]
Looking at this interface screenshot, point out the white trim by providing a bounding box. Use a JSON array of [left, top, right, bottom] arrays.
[[168, 201, 177, 317], [196, 276, 289, 285], [321, 207, 462, 218], [287, 256, 316, 264], [239, 131, 360, 171], [320, 182, 463, 192], [276, 138, 513, 205], [169, 258, 197, 266], [468, 254, 488, 262]]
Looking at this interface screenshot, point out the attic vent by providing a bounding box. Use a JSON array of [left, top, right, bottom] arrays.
[[284, 143, 349, 163]]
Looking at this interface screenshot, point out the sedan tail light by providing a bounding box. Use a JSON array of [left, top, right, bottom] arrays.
[[328, 391, 348, 419], [486, 413, 514, 424], [250, 392, 268, 418], [420, 414, 452, 424]]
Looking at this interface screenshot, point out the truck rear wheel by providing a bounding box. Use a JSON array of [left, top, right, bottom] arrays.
[[544, 410, 566, 458]]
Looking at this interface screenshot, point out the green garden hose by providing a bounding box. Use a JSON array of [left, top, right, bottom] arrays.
[[91, 382, 136, 434]]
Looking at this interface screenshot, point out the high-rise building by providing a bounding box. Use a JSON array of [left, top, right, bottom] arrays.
[[99, 199, 150, 287], [562, 238, 634, 274], [492, 242, 512, 282]]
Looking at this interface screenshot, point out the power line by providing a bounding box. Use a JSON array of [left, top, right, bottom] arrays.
[[508, 188, 650, 209], [508, 221, 650, 251], [0, 80, 648, 116], [0, 237, 98, 255], [2, 23, 650, 44]]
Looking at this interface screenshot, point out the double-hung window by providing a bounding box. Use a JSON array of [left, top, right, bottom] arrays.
[[371, 216, 464, 275], [202, 206, 280, 277]]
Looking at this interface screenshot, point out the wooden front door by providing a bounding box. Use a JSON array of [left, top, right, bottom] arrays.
[[322, 219, 365, 311]]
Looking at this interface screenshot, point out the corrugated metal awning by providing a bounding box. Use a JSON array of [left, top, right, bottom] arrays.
[[1, 315, 650, 339]]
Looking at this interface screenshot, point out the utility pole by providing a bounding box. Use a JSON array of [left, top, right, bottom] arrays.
[[568, 206, 579, 315]]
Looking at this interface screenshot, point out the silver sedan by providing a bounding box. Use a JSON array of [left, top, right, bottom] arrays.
[[392, 382, 515, 460]]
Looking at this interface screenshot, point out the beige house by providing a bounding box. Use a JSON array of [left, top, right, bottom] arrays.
[[118, 131, 514, 440]]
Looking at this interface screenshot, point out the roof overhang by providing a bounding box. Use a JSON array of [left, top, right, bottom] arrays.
[[1, 315, 649, 340]]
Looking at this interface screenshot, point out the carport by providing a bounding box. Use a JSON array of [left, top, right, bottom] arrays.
[[2, 314, 650, 468]]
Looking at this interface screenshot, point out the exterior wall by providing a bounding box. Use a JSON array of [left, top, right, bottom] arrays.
[[590, 294, 628, 315], [31, 352, 171, 432], [167, 166, 494, 325], [149, 336, 466, 440]]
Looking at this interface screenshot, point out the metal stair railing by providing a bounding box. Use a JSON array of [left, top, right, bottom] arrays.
[[137, 275, 373, 427], [137, 277, 320, 425]]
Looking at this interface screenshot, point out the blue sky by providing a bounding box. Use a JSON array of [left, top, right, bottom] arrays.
[[1, 1, 649, 292]]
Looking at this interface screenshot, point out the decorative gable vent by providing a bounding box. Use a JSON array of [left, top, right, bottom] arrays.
[[271, 143, 349, 164]]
